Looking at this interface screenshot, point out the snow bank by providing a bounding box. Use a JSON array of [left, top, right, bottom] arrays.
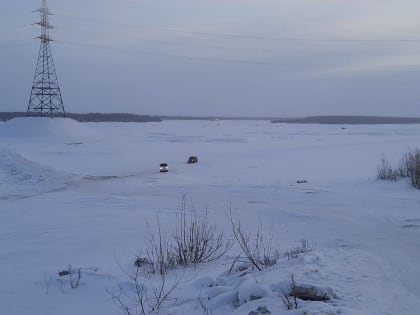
[[0, 149, 72, 195], [0, 117, 99, 141]]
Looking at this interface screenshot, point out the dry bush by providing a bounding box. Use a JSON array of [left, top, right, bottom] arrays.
[[404, 149, 420, 188], [229, 215, 279, 271], [57, 265, 82, 293], [280, 275, 298, 310], [112, 193, 231, 315], [378, 149, 420, 189], [377, 156, 398, 181], [137, 195, 231, 275], [143, 217, 177, 275], [173, 195, 232, 267], [285, 239, 312, 260], [110, 266, 181, 315]]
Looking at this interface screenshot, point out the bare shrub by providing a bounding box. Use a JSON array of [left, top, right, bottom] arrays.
[[57, 265, 82, 292], [285, 239, 312, 260], [70, 267, 82, 289], [43, 272, 53, 295], [281, 293, 298, 310], [110, 266, 181, 315], [138, 195, 231, 275], [173, 195, 232, 267], [196, 297, 214, 315], [281, 275, 298, 310], [229, 215, 279, 271], [378, 149, 420, 189], [377, 156, 398, 180], [397, 157, 410, 178], [143, 217, 177, 275], [404, 149, 420, 189]]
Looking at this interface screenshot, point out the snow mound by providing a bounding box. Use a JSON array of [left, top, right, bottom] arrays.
[[0, 117, 99, 141], [0, 149, 72, 195]]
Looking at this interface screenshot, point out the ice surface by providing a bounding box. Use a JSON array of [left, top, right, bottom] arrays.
[[0, 119, 419, 315]]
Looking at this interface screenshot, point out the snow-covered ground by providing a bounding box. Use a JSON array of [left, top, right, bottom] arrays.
[[0, 117, 419, 315]]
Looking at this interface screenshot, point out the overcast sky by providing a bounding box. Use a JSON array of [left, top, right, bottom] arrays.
[[2, 0, 420, 117]]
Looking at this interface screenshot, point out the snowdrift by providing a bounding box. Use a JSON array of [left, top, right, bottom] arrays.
[[0, 149, 72, 196], [0, 117, 99, 141]]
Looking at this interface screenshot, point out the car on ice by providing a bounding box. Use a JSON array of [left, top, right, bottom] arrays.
[[187, 156, 198, 164], [159, 163, 168, 172]]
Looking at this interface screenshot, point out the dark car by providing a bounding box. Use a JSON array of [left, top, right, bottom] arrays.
[[187, 156, 198, 164], [159, 163, 168, 172]]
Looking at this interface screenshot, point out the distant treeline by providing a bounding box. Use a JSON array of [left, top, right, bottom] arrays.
[[271, 116, 420, 125], [2, 113, 420, 124], [0, 112, 161, 123]]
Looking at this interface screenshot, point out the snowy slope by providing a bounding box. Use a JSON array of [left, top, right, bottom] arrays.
[[0, 117, 99, 141], [0, 149, 72, 197], [0, 118, 419, 315]]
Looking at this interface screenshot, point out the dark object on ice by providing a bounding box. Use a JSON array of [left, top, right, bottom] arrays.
[[249, 306, 271, 315], [159, 163, 168, 172], [134, 257, 150, 267], [297, 180, 307, 184], [290, 284, 335, 301], [58, 270, 70, 276], [187, 156, 198, 164]]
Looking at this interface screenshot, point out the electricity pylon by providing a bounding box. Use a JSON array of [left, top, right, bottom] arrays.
[[27, 0, 65, 117]]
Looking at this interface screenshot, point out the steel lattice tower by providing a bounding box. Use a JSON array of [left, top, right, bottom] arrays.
[[27, 0, 65, 117]]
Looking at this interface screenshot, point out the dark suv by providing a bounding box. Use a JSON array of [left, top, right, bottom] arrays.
[[187, 156, 198, 164]]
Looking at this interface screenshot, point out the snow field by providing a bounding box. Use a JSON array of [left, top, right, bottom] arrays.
[[0, 118, 419, 315]]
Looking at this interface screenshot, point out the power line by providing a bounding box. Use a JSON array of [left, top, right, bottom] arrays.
[[55, 39, 318, 68], [3, 10, 419, 73], [56, 12, 420, 43], [0, 40, 34, 48], [54, 40, 420, 73]]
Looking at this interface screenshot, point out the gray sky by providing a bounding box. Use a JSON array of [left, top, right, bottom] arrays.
[[2, 0, 420, 117]]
